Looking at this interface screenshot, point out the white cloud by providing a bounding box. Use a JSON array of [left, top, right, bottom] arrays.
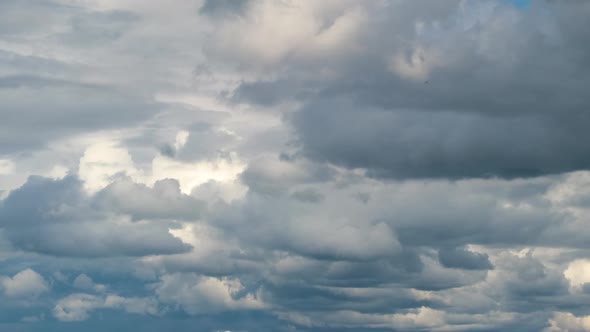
[[564, 259, 590, 291], [77, 136, 245, 195], [150, 154, 245, 194], [78, 141, 142, 193], [545, 312, 590, 332], [1, 269, 49, 299]]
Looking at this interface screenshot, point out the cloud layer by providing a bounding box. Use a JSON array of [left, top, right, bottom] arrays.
[[1, 1, 590, 331]]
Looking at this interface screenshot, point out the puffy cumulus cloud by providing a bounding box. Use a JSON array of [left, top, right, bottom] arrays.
[[489, 252, 570, 303], [78, 141, 141, 194], [96, 177, 204, 221], [210, 173, 590, 263], [53, 293, 159, 321], [155, 172, 590, 329], [565, 259, 590, 291], [545, 312, 590, 332], [0, 269, 49, 299], [143, 222, 262, 277], [154, 273, 266, 315], [210, 189, 403, 262], [0, 175, 198, 257]]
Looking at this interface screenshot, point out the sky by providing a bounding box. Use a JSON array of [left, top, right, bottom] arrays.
[[0, 0, 590, 331]]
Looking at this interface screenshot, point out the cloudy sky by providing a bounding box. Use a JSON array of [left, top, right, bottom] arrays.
[[1, 0, 590, 331]]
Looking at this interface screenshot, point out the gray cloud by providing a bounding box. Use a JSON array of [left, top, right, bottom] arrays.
[[199, 0, 251, 17], [0, 176, 194, 257], [293, 100, 590, 179], [227, 0, 590, 179], [0, 75, 161, 153], [438, 246, 494, 270], [96, 177, 204, 221], [2, 0, 590, 331], [290, 188, 324, 204]]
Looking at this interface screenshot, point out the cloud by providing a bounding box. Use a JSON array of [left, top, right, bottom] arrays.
[[0, 159, 15, 175], [2, 0, 590, 331], [293, 100, 590, 179], [155, 273, 266, 315], [225, 1, 590, 179], [199, 0, 251, 17], [562, 259, 590, 295], [0, 175, 195, 257], [72, 274, 107, 293], [202, 0, 366, 68], [96, 177, 204, 221], [0, 269, 49, 299], [438, 246, 494, 270], [53, 293, 159, 321], [0, 75, 162, 153], [240, 155, 335, 194], [545, 312, 590, 332]]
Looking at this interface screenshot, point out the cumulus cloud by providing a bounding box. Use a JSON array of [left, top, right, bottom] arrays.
[[155, 273, 266, 314], [53, 293, 159, 321], [0, 269, 49, 299], [0, 175, 196, 257], [545, 312, 590, 332]]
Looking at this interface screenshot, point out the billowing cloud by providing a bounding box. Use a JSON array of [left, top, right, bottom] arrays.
[[1, 269, 49, 299], [227, 0, 590, 179], [155, 273, 266, 315], [0, 175, 195, 257]]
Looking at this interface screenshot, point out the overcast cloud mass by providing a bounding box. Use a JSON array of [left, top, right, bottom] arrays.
[[1, 0, 590, 331]]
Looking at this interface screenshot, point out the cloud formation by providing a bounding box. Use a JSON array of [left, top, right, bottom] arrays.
[[1, 0, 590, 331]]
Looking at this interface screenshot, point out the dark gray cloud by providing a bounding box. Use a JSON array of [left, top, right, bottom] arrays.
[[438, 246, 494, 270], [227, 0, 590, 179], [293, 99, 590, 179]]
